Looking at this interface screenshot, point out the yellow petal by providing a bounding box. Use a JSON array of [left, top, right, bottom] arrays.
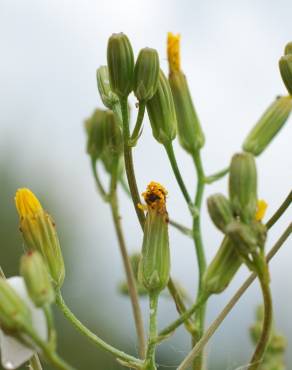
[[15, 188, 42, 218], [255, 199, 268, 221], [167, 32, 181, 73]]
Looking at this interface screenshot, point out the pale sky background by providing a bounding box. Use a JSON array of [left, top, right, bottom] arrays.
[[0, 0, 291, 369]]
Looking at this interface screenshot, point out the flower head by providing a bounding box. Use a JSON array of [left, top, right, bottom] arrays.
[[142, 181, 168, 215], [15, 189, 42, 219], [167, 32, 181, 73]]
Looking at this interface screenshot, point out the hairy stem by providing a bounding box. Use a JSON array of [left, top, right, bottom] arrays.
[[248, 270, 272, 370], [109, 166, 146, 358], [192, 150, 207, 370], [144, 293, 159, 370], [177, 223, 292, 370], [266, 190, 292, 230], [204, 166, 229, 184], [120, 97, 146, 228], [164, 141, 193, 212], [130, 102, 146, 145], [55, 291, 143, 368]]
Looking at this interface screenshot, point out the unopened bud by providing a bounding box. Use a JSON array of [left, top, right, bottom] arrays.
[[20, 251, 55, 307], [203, 237, 241, 295], [146, 70, 177, 145], [169, 71, 205, 153], [96, 66, 119, 109], [0, 278, 32, 333], [15, 189, 65, 288], [167, 33, 204, 153], [139, 182, 170, 292], [207, 194, 233, 233], [133, 48, 160, 102], [243, 96, 292, 156], [284, 42, 292, 55], [229, 152, 257, 223], [107, 33, 134, 98], [279, 44, 292, 95], [226, 221, 258, 255], [85, 109, 107, 161]]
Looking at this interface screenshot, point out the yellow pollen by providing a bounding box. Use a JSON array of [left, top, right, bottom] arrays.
[[15, 188, 43, 218], [255, 199, 268, 221], [167, 32, 181, 73], [142, 181, 168, 214]]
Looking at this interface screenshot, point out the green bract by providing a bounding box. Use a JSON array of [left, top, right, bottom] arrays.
[[107, 33, 134, 98], [243, 96, 292, 155], [133, 48, 160, 102], [229, 152, 257, 223], [96, 66, 119, 109], [146, 70, 177, 145], [207, 193, 234, 233], [169, 70, 205, 153], [20, 251, 55, 307]]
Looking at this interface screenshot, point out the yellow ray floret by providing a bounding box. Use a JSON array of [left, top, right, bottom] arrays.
[[255, 199, 268, 221], [167, 32, 181, 73], [142, 181, 168, 214], [15, 188, 43, 218]]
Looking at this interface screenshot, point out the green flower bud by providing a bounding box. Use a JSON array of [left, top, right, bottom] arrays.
[[146, 70, 177, 145], [202, 237, 242, 295], [15, 189, 65, 289], [169, 71, 205, 153], [85, 109, 107, 161], [100, 110, 123, 174], [279, 53, 292, 95], [139, 182, 170, 292], [226, 221, 258, 255], [284, 42, 292, 55], [20, 251, 55, 307], [96, 66, 119, 109], [133, 48, 160, 102], [0, 278, 32, 333], [107, 33, 134, 98], [229, 152, 257, 223], [243, 96, 292, 156], [207, 193, 234, 233]]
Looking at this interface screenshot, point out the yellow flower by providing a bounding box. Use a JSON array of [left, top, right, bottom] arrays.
[[15, 188, 42, 219], [142, 181, 168, 215], [255, 199, 268, 221], [167, 32, 181, 73]]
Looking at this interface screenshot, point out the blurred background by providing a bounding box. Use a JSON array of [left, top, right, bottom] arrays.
[[0, 0, 291, 369]]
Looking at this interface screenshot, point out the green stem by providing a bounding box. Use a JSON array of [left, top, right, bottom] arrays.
[[169, 219, 193, 238], [266, 190, 292, 230], [55, 291, 143, 368], [191, 150, 207, 370], [177, 223, 292, 370], [24, 326, 75, 370], [120, 97, 146, 228], [144, 293, 159, 370], [109, 165, 146, 358], [43, 304, 56, 351], [91, 158, 109, 201], [130, 102, 146, 145], [157, 294, 208, 343], [29, 355, 43, 370], [164, 141, 194, 213], [204, 166, 229, 184], [248, 270, 272, 370]]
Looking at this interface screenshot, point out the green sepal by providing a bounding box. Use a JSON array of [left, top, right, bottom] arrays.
[[96, 65, 119, 109], [207, 193, 234, 233]]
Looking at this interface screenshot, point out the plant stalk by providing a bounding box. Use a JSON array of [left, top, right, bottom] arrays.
[[144, 293, 159, 370]]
